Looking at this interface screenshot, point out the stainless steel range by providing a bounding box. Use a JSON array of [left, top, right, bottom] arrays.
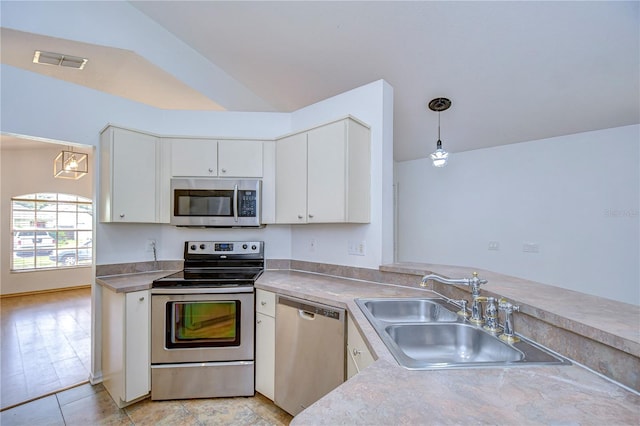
[[150, 240, 264, 400]]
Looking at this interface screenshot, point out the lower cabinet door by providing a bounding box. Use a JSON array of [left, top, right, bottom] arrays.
[[255, 312, 275, 400], [124, 291, 150, 402], [347, 317, 374, 379]]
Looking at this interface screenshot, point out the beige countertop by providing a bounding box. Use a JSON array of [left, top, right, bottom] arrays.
[[96, 270, 178, 293], [255, 270, 640, 425]]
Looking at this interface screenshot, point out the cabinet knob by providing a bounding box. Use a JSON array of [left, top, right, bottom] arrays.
[[119, 213, 125, 218], [139, 296, 145, 301], [256, 319, 262, 324], [297, 214, 303, 219], [352, 348, 362, 356], [221, 168, 227, 173], [308, 214, 314, 218], [261, 301, 267, 306], [208, 168, 214, 173]]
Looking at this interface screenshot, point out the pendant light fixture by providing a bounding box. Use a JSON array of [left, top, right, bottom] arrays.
[[428, 97, 452, 168], [54, 147, 88, 179]]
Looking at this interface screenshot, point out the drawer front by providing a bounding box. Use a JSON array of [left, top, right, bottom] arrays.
[[256, 289, 276, 316]]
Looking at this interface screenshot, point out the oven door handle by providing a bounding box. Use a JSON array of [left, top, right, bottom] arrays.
[[151, 286, 254, 295], [233, 184, 239, 223]]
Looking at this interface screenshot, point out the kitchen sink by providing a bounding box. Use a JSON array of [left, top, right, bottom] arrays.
[[361, 298, 459, 322], [356, 297, 570, 370], [385, 323, 523, 368]]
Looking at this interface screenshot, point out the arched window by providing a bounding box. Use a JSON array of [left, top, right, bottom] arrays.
[[11, 193, 93, 271]]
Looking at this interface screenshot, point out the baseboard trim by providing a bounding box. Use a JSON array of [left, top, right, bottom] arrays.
[[0, 285, 91, 299]]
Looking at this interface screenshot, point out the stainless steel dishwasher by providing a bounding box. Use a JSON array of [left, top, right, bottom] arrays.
[[274, 295, 346, 416]]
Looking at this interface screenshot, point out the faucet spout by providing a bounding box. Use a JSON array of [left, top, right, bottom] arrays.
[[420, 274, 473, 286], [420, 272, 488, 324], [420, 272, 487, 289]]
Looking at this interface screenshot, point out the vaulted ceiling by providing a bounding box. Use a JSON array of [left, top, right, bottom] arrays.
[[2, 1, 638, 161]]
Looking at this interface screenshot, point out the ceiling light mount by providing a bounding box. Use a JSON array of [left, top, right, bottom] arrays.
[[33, 50, 88, 70], [428, 97, 452, 168], [428, 97, 452, 112]]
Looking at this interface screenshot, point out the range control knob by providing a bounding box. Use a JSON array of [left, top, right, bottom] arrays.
[[251, 245, 257, 250], [200, 243, 206, 250], [242, 244, 248, 250], [190, 244, 197, 251]]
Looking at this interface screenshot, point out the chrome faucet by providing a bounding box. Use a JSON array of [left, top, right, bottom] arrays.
[[498, 298, 520, 343], [420, 272, 487, 324], [479, 296, 499, 333]]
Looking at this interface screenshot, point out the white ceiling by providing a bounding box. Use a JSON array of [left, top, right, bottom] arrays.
[[2, 1, 638, 161]]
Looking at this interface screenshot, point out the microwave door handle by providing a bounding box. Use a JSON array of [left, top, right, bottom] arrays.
[[233, 184, 239, 222]]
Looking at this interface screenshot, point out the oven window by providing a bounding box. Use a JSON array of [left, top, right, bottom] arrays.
[[167, 301, 241, 348], [174, 190, 233, 216]]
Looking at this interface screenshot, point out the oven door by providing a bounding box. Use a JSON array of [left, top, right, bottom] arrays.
[[151, 288, 254, 364]]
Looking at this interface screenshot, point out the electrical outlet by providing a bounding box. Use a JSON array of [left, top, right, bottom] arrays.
[[488, 241, 500, 251], [348, 240, 366, 256], [146, 239, 156, 252], [522, 242, 539, 253]]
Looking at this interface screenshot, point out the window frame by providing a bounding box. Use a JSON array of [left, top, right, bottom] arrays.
[[10, 193, 93, 271]]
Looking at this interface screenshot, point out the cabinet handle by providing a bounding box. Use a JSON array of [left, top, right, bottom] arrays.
[[257, 319, 262, 324], [261, 301, 267, 306], [352, 348, 362, 356], [139, 296, 145, 301]]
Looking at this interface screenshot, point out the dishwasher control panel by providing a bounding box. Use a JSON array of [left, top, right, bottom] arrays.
[[277, 295, 344, 320]]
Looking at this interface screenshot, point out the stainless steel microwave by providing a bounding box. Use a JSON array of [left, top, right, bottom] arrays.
[[170, 178, 262, 227]]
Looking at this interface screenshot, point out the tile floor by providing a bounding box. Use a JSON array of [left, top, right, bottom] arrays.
[[1, 382, 292, 425], [1, 288, 293, 425]]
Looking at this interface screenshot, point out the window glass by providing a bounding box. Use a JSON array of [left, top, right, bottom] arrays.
[[11, 193, 93, 271]]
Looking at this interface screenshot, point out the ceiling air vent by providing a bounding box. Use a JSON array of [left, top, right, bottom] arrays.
[[33, 50, 88, 70]]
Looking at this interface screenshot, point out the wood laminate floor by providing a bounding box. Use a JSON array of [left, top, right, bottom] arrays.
[[1, 287, 92, 410], [0, 287, 292, 425]]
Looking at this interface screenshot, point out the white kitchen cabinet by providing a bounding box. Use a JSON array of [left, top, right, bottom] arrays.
[[218, 140, 263, 177], [255, 289, 276, 400], [101, 288, 150, 408], [346, 316, 374, 379], [275, 117, 371, 224], [169, 138, 264, 177], [100, 126, 169, 223], [275, 132, 308, 223], [170, 138, 218, 176]]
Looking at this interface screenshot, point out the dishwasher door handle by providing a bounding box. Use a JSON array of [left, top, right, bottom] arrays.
[[299, 310, 316, 320]]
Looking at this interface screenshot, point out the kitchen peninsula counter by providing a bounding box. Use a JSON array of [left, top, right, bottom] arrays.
[[256, 270, 640, 425], [96, 270, 178, 293]]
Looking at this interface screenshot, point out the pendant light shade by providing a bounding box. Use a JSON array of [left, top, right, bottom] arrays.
[[428, 97, 452, 168], [54, 149, 88, 179]]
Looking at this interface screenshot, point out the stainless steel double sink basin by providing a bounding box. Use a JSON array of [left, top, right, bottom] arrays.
[[356, 297, 570, 370]]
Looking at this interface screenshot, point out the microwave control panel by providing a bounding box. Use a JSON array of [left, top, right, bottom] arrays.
[[238, 190, 257, 217]]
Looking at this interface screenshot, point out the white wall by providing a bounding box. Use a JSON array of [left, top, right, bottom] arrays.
[[288, 80, 395, 268], [396, 125, 640, 305], [0, 143, 94, 294]]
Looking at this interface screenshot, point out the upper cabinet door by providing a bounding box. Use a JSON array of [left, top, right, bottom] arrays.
[[218, 140, 264, 177], [100, 127, 160, 223], [170, 139, 217, 177], [276, 133, 308, 223], [307, 121, 347, 223]]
